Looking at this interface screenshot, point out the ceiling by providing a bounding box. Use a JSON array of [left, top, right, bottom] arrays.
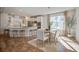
[[0, 7, 74, 16]]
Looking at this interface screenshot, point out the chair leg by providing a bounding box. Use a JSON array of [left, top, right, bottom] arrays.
[[55, 38, 57, 45], [48, 39, 50, 45], [42, 41, 45, 47], [37, 40, 39, 47]]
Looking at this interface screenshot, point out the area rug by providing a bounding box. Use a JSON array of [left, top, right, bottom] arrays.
[[28, 38, 75, 52], [28, 39, 58, 52]]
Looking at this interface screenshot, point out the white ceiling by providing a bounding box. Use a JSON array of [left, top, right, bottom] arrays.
[[0, 7, 75, 16]]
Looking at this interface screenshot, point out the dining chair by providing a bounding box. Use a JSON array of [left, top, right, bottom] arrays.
[[50, 31, 57, 43], [36, 29, 49, 47], [19, 29, 25, 37], [10, 29, 18, 38], [4, 29, 10, 37], [54, 30, 61, 45]]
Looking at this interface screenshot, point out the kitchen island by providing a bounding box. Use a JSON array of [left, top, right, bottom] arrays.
[[7, 27, 37, 37]]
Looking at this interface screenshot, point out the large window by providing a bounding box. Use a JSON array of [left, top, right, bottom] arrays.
[[50, 13, 65, 33]]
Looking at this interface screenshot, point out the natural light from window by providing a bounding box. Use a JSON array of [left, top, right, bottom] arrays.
[[50, 14, 65, 33]]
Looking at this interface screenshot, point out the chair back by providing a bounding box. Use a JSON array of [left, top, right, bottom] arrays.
[[37, 29, 44, 40], [55, 30, 61, 39]]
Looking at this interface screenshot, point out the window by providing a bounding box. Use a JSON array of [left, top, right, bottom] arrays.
[[50, 13, 65, 32]]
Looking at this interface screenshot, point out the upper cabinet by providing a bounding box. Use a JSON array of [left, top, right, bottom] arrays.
[[36, 15, 48, 29]]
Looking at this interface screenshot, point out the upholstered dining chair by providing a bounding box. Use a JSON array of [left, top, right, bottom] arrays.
[[54, 30, 61, 44], [36, 29, 49, 47], [50, 30, 57, 44]]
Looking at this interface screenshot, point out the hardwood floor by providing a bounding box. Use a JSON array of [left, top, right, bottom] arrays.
[[0, 34, 76, 52], [0, 34, 43, 52]]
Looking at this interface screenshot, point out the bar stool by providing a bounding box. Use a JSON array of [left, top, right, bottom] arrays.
[[30, 30, 33, 37], [32, 29, 37, 38], [19, 30, 25, 37], [12, 30, 18, 38], [4, 29, 10, 37], [30, 29, 37, 38]]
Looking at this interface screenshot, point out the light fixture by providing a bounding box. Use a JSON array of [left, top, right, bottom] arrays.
[[48, 7, 51, 9]]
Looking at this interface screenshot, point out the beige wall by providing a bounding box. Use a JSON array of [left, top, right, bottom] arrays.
[[0, 13, 1, 34], [1, 13, 9, 29], [76, 8, 79, 43], [0, 13, 9, 34]]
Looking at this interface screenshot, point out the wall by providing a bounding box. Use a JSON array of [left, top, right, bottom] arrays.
[[0, 13, 9, 34], [1, 13, 9, 29], [76, 8, 79, 43], [0, 13, 1, 34]]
